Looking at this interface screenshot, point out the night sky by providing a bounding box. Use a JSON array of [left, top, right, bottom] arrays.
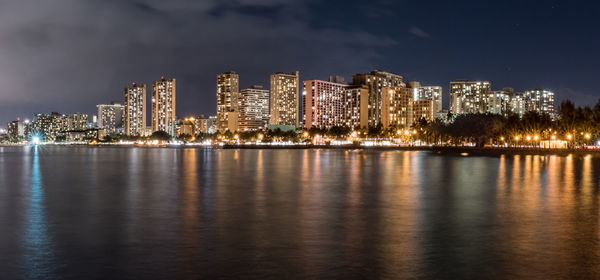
[[1, 0, 599, 126]]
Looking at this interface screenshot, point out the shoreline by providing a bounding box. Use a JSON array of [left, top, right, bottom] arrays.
[[222, 144, 599, 156], [2, 143, 599, 156]]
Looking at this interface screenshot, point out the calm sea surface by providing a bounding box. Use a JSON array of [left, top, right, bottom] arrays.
[[0, 146, 599, 279]]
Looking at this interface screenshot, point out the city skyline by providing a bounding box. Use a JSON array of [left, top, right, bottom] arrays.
[[1, 1, 599, 126], [4, 68, 561, 136]]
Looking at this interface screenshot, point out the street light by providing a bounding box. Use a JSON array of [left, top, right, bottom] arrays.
[[567, 134, 572, 140], [585, 133, 591, 139]]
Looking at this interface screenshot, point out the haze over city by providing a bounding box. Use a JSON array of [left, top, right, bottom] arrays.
[[1, 0, 599, 125]]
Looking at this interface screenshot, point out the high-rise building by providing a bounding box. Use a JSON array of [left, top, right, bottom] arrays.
[[382, 86, 413, 129], [152, 77, 176, 135], [195, 115, 217, 134], [7, 120, 27, 139], [30, 112, 66, 141], [302, 79, 348, 129], [97, 102, 125, 134], [510, 91, 527, 117], [217, 72, 240, 132], [449, 80, 492, 114], [344, 85, 369, 129], [239, 85, 270, 131], [124, 83, 147, 136], [64, 113, 89, 131], [352, 70, 404, 126], [270, 71, 300, 127], [524, 89, 555, 116], [486, 88, 513, 116], [406, 82, 443, 123]]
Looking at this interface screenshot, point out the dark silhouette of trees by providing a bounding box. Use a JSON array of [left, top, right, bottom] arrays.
[[150, 130, 172, 141]]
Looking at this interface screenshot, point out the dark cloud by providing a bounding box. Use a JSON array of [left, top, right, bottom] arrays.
[[0, 0, 394, 124], [1, 0, 600, 125], [409, 26, 430, 38]]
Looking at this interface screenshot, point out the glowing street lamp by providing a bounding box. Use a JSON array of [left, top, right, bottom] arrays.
[[567, 134, 572, 140], [303, 132, 309, 138], [526, 136, 531, 141], [533, 135, 539, 141], [585, 133, 591, 139], [551, 135, 556, 140]]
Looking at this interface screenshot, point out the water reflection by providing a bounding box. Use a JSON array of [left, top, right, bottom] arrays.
[[25, 146, 55, 279], [1, 147, 599, 279]]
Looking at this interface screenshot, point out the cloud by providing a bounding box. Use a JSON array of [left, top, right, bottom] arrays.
[[0, 0, 396, 124], [409, 26, 430, 38]]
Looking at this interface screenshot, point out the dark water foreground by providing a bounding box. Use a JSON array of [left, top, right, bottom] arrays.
[[0, 146, 598, 279]]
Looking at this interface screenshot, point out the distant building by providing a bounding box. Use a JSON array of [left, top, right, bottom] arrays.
[[450, 80, 554, 117], [382, 86, 413, 129], [524, 89, 554, 116], [217, 72, 240, 132], [352, 70, 404, 126], [487, 88, 513, 116], [175, 118, 195, 137], [30, 112, 65, 141], [152, 77, 176, 135], [7, 120, 28, 139], [407, 81, 443, 123], [97, 102, 125, 134], [239, 85, 270, 131], [436, 110, 452, 123], [302, 79, 348, 129], [195, 115, 217, 134], [270, 71, 300, 127], [510, 91, 527, 117], [65, 128, 105, 142], [124, 83, 147, 136], [449, 80, 492, 114], [344, 85, 369, 129], [64, 113, 88, 131]]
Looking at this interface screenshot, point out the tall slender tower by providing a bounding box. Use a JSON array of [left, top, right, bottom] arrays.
[[124, 83, 146, 136], [216, 72, 240, 132], [270, 71, 299, 127], [151, 77, 176, 135]]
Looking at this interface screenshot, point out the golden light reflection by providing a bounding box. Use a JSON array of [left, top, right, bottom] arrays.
[[182, 148, 199, 249], [495, 153, 599, 278]]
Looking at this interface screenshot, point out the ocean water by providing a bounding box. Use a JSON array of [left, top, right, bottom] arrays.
[[0, 146, 598, 279]]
